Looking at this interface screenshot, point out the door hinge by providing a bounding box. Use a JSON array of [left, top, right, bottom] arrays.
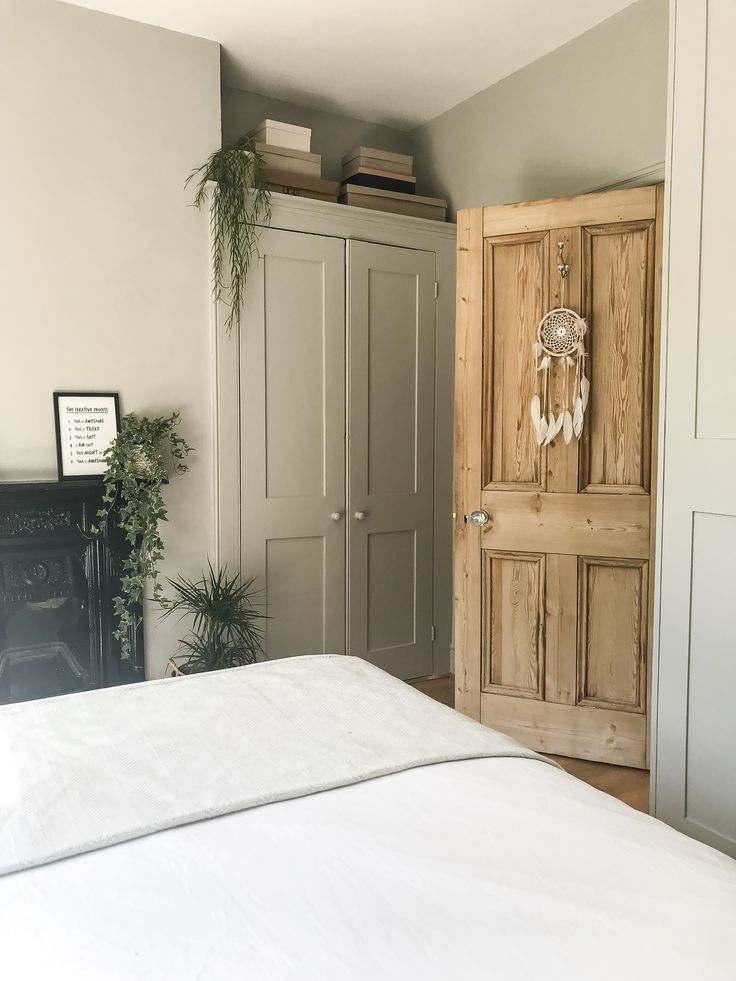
[[430, 624, 437, 642], [433, 281, 439, 300]]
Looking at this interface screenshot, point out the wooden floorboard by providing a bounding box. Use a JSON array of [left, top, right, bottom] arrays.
[[410, 674, 650, 813]]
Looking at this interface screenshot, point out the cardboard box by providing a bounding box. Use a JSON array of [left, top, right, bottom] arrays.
[[340, 185, 447, 222], [264, 169, 340, 203], [255, 142, 321, 179], [342, 146, 413, 177], [246, 119, 311, 152], [341, 165, 417, 195]]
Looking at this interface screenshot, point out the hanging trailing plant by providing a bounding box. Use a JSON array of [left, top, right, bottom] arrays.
[[93, 412, 193, 658], [187, 137, 272, 335]]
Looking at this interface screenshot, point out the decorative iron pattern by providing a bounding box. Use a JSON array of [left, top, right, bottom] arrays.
[[0, 554, 80, 605], [0, 482, 145, 701], [0, 508, 72, 539]]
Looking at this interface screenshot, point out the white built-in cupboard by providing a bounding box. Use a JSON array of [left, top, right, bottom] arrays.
[[652, 0, 736, 858], [212, 194, 456, 680]]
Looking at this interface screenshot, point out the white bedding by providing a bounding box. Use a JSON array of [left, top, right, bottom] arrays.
[[0, 655, 545, 875], [1, 657, 735, 980], [2, 755, 735, 980]]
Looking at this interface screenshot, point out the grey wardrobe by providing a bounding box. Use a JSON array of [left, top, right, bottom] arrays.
[[213, 195, 456, 680]]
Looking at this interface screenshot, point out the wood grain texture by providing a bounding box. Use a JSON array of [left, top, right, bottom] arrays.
[[646, 185, 665, 767], [410, 677, 651, 809], [482, 551, 545, 698], [454, 209, 484, 720], [580, 221, 655, 493], [457, 187, 662, 766], [544, 553, 578, 705], [578, 557, 648, 712], [483, 232, 548, 488], [479, 491, 650, 558], [481, 691, 648, 768], [546, 227, 583, 494], [483, 186, 657, 236]]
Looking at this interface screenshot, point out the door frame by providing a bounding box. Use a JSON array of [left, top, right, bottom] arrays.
[[208, 189, 456, 676], [453, 186, 665, 764]]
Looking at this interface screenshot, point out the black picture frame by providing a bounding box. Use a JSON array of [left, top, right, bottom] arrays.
[[53, 391, 121, 481]]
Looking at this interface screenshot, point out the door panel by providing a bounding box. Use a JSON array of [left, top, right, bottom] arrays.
[[367, 530, 416, 653], [265, 537, 327, 656], [455, 187, 662, 767], [577, 557, 647, 712], [366, 269, 419, 497], [348, 241, 436, 679], [264, 255, 329, 500], [482, 551, 545, 698], [581, 222, 656, 493], [241, 228, 346, 659], [484, 233, 549, 489]]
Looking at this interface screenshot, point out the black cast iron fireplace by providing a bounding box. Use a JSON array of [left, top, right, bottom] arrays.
[[0, 481, 144, 705]]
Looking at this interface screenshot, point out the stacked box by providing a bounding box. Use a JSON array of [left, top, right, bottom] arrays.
[[342, 146, 414, 176], [245, 119, 339, 203], [340, 185, 447, 222], [340, 147, 446, 221], [247, 119, 311, 152]]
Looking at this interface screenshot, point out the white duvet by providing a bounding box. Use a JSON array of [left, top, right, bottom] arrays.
[[1, 663, 736, 979]]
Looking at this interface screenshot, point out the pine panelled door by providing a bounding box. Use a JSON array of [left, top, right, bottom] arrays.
[[454, 186, 663, 767]]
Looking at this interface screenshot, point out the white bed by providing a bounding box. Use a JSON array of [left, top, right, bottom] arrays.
[[1, 657, 735, 980]]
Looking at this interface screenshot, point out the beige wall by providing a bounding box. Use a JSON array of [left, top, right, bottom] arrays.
[[0, 0, 221, 678], [222, 87, 414, 184], [413, 0, 669, 216]]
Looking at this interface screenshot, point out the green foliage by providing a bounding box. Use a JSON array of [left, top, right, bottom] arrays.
[[187, 137, 272, 335], [159, 563, 267, 674], [94, 412, 192, 659]]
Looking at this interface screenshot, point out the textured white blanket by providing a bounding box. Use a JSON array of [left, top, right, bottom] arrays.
[[0, 655, 550, 876]]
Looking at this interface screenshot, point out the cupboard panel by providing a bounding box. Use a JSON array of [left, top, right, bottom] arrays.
[[241, 228, 346, 660], [348, 241, 436, 679], [264, 255, 328, 500]]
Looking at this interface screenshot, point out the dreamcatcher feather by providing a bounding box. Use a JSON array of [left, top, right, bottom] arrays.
[[530, 242, 590, 446]]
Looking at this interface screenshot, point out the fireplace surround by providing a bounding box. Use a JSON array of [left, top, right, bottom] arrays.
[[0, 481, 144, 705]]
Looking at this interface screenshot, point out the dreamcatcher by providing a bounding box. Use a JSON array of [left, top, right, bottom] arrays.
[[530, 241, 589, 446]]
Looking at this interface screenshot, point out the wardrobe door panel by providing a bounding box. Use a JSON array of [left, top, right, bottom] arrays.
[[348, 241, 436, 679], [240, 228, 346, 659], [654, 0, 736, 857]]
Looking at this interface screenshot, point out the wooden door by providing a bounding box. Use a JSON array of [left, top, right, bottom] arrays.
[[241, 228, 346, 659], [348, 241, 436, 679], [455, 187, 663, 767]]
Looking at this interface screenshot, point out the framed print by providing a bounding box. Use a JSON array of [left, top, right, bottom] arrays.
[[53, 392, 121, 480]]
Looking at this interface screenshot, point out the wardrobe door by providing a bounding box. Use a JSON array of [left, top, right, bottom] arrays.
[[347, 241, 436, 679], [240, 228, 346, 659], [654, 0, 736, 858]]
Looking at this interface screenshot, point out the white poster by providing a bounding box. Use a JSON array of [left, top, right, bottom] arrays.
[[54, 392, 120, 478]]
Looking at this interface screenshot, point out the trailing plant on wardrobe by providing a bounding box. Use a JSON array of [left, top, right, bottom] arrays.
[[93, 412, 193, 658], [187, 137, 272, 335]]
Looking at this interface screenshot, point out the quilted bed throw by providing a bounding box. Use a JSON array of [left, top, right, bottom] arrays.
[[0, 655, 550, 876]]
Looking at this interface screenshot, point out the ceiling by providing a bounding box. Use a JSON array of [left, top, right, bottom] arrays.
[[64, 0, 638, 129]]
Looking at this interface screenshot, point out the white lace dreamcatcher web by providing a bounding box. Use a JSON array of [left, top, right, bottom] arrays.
[[530, 242, 590, 446]]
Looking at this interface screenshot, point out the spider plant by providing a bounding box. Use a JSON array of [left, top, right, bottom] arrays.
[[159, 563, 267, 674], [187, 137, 271, 336]]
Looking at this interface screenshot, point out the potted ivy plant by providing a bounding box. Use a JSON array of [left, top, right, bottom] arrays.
[[94, 412, 192, 658], [188, 137, 271, 335], [159, 563, 267, 675]]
